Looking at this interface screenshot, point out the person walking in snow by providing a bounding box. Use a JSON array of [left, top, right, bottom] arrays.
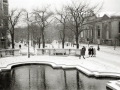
[[80, 46, 86, 59], [19, 44, 21, 49], [91, 46, 94, 57], [93, 48, 96, 57], [88, 47, 91, 57]]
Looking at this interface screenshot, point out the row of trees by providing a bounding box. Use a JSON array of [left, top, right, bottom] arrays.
[[8, 1, 102, 49]]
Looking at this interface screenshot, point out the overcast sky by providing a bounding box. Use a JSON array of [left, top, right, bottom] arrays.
[[8, 0, 120, 16]]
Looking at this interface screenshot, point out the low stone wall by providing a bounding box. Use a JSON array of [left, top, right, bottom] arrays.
[[37, 48, 81, 56], [106, 80, 120, 90], [0, 49, 20, 57]]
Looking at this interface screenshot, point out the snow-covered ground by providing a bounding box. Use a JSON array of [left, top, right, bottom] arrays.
[[1, 43, 120, 89], [1, 43, 120, 77]]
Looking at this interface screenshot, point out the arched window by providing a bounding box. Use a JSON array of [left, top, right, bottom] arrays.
[[105, 24, 109, 39], [97, 26, 100, 38]]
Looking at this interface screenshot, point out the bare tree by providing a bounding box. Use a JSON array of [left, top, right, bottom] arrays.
[[65, 1, 102, 48], [33, 6, 53, 48], [29, 23, 39, 46], [8, 9, 24, 49], [55, 7, 68, 48]]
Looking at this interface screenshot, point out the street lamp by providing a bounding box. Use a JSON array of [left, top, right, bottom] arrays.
[[27, 12, 30, 58], [97, 38, 100, 51]]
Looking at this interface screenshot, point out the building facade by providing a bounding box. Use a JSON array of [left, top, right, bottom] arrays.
[[80, 14, 120, 46], [0, 0, 9, 49]]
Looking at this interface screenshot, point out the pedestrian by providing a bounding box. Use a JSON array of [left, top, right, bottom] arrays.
[[93, 48, 96, 57], [97, 44, 100, 51], [87, 38, 90, 47], [33, 44, 35, 54], [80, 46, 86, 59], [19, 44, 21, 49], [91, 46, 94, 57], [88, 47, 91, 57], [88, 41, 90, 47]]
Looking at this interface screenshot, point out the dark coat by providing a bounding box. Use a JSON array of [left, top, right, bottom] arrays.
[[88, 48, 91, 55], [19, 45, 21, 49], [91, 48, 94, 55], [81, 47, 86, 56], [88, 47, 94, 55]]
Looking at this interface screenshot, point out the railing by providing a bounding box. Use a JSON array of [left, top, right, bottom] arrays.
[[0, 49, 20, 57], [37, 48, 81, 56]]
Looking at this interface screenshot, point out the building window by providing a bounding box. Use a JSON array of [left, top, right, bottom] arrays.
[[3, 0, 8, 3], [106, 30, 109, 39], [119, 22, 120, 33], [97, 26, 100, 38], [81, 32, 83, 37]]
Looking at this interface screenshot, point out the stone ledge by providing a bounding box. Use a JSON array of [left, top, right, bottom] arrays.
[[106, 81, 120, 90], [0, 60, 120, 78]]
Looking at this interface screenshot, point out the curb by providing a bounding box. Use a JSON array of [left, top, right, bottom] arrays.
[[0, 59, 120, 78]]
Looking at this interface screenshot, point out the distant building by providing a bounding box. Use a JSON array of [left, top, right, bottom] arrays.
[[80, 13, 120, 46], [52, 40, 58, 44], [0, 0, 9, 49]]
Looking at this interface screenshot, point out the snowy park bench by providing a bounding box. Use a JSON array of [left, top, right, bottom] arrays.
[[54, 49, 66, 55]]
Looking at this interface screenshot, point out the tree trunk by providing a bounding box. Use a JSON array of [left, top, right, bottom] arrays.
[[75, 31, 79, 49], [76, 36, 79, 49], [62, 26, 65, 49], [43, 38, 45, 48], [11, 33, 14, 49], [76, 27, 79, 49], [62, 39, 64, 48], [42, 29, 45, 48], [38, 37, 41, 48]]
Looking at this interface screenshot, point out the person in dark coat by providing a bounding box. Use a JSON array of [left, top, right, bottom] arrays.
[[80, 46, 86, 59], [91, 46, 94, 57], [93, 48, 96, 57], [88, 47, 91, 57], [19, 44, 21, 49]]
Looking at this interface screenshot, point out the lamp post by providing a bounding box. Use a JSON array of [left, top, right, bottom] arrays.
[[27, 12, 30, 58], [97, 38, 100, 51]]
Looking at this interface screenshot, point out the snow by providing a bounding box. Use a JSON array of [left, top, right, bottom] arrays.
[[1, 43, 120, 89], [1, 44, 120, 76]]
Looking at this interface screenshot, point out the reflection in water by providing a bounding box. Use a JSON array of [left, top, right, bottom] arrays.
[[0, 65, 119, 90], [0, 70, 11, 90]]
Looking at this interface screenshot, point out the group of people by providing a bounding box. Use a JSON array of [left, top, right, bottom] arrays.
[[79, 46, 96, 59], [88, 46, 96, 57]]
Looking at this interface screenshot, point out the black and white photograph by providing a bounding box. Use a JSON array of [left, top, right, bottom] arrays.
[[0, 0, 120, 90]]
